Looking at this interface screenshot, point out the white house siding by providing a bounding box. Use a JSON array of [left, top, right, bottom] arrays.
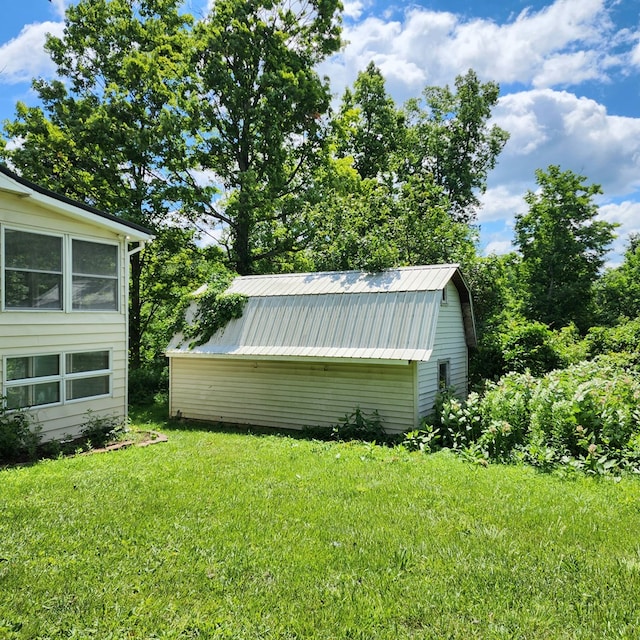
[[0, 191, 130, 441], [169, 357, 418, 434], [417, 282, 469, 419]]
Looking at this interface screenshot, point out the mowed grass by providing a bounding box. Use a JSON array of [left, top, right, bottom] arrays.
[[1, 407, 640, 639]]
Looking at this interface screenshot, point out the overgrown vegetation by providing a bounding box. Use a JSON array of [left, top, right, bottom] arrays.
[[179, 270, 247, 348], [409, 354, 640, 476]]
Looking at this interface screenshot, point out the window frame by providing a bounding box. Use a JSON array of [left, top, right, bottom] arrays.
[[71, 238, 120, 312], [3, 227, 64, 311], [1, 225, 121, 313], [438, 359, 450, 390], [3, 349, 113, 410]]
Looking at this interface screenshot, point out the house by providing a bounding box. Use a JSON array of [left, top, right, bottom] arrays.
[[0, 165, 153, 441], [167, 265, 476, 434]]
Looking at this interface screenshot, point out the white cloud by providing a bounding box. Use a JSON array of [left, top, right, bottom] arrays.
[[50, 0, 68, 20], [483, 239, 514, 256], [342, 1, 366, 21], [490, 89, 640, 198], [478, 185, 527, 224], [599, 200, 640, 258], [631, 39, 640, 67], [323, 0, 624, 101], [0, 22, 64, 84]]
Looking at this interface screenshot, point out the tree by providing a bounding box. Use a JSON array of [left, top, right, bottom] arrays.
[[0, 0, 198, 368], [402, 69, 509, 222], [514, 165, 618, 331], [595, 233, 640, 324], [175, 0, 343, 275], [333, 62, 404, 180]]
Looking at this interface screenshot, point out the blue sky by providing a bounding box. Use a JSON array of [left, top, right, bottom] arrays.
[[1, 0, 639, 264]]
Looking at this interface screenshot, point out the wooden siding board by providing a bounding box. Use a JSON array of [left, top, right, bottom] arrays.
[[170, 357, 416, 433], [0, 193, 131, 440], [417, 282, 469, 419]]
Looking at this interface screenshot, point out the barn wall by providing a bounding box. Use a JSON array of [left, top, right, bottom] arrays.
[[0, 192, 129, 441], [169, 357, 418, 433], [417, 281, 469, 419]]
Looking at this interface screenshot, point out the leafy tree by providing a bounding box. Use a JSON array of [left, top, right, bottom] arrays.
[[595, 233, 640, 324], [333, 61, 404, 180], [514, 165, 617, 331], [402, 69, 509, 222], [0, 0, 197, 367], [174, 0, 343, 275]]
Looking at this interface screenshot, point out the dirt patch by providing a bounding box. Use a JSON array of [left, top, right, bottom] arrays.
[[80, 430, 168, 455]]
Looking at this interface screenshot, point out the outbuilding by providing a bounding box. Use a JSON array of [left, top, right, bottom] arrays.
[[167, 265, 476, 434], [0, 164, 153, 441]]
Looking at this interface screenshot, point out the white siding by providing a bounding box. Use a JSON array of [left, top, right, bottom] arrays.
[[0, 191, 129, 441], [417, 282, 469, 420], [169, 357, 418, 434]]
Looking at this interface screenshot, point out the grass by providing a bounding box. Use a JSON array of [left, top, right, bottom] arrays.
[[1, 404, 640, 639]]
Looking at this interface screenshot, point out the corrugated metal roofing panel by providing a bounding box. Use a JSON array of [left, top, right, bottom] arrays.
[[169, 289, 441, 362], [225, 264, 459, 297]]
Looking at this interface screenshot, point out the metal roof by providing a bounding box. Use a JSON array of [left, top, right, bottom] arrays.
[[168, 265, 466, 363], [226, 264, 459, 297]]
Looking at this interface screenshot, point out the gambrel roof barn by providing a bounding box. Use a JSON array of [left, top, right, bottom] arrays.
[[167, 265, 475, 433]]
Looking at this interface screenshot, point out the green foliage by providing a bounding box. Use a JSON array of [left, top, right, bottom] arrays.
[[499, 317, 564, 376], [181, 0, 343, 275], [128, 366, 169, 406], [415, 358, 640, 475], [181, 271, 247, 348], [402, 69, 509, 222], [80, 411, 127, 449], [595, 233, 640, 324], [0, 404, 41, 463], [331, 407, 387, 443], [585, 317, 640, 362], [515, 165, 618, 331]]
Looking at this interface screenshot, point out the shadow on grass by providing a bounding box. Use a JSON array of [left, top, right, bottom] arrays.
[[129, 401, 334, 442]]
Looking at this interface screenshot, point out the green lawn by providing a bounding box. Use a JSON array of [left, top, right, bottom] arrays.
[[1, 406, 639, 639]]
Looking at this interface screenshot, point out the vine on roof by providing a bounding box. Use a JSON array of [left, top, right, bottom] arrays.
[[180, 271, 247, 348]]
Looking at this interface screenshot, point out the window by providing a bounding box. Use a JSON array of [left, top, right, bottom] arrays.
[[4, 350, 111, 409], [441, 285, 448, 304], [65, 350, 111, 401], [72, 240, 118, 310], [2, 229, 119, 312], [5, 230, 63, 309], [5, 355, 61, 409], [438, 360, 450, 390]]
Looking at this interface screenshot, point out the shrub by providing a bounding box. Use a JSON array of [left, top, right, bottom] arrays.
[[80, 411, 127, 449], [331, 407, 387, 443], [500, 317, 563, 376], [413, 356, 640, 475], [0, 403, 41, 463], [129, 365, 169, 405]]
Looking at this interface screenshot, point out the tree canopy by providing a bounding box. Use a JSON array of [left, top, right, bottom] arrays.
[[514, 165, 618, 331]]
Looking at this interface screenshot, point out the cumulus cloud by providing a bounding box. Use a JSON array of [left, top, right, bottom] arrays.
[[322, 0, 624, 101], [342, 1, 366, 21], [599, 200, 640, 259], [490, 89, 640, 197], [0, 22, 64, 84]]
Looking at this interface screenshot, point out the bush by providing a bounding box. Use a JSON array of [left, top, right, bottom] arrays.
[[129, 365, 168, 405], [80, 411, 127, 449], [410, 357, 640, 475], [0, 404, 41, 463], [331, 407, 387, 443]]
